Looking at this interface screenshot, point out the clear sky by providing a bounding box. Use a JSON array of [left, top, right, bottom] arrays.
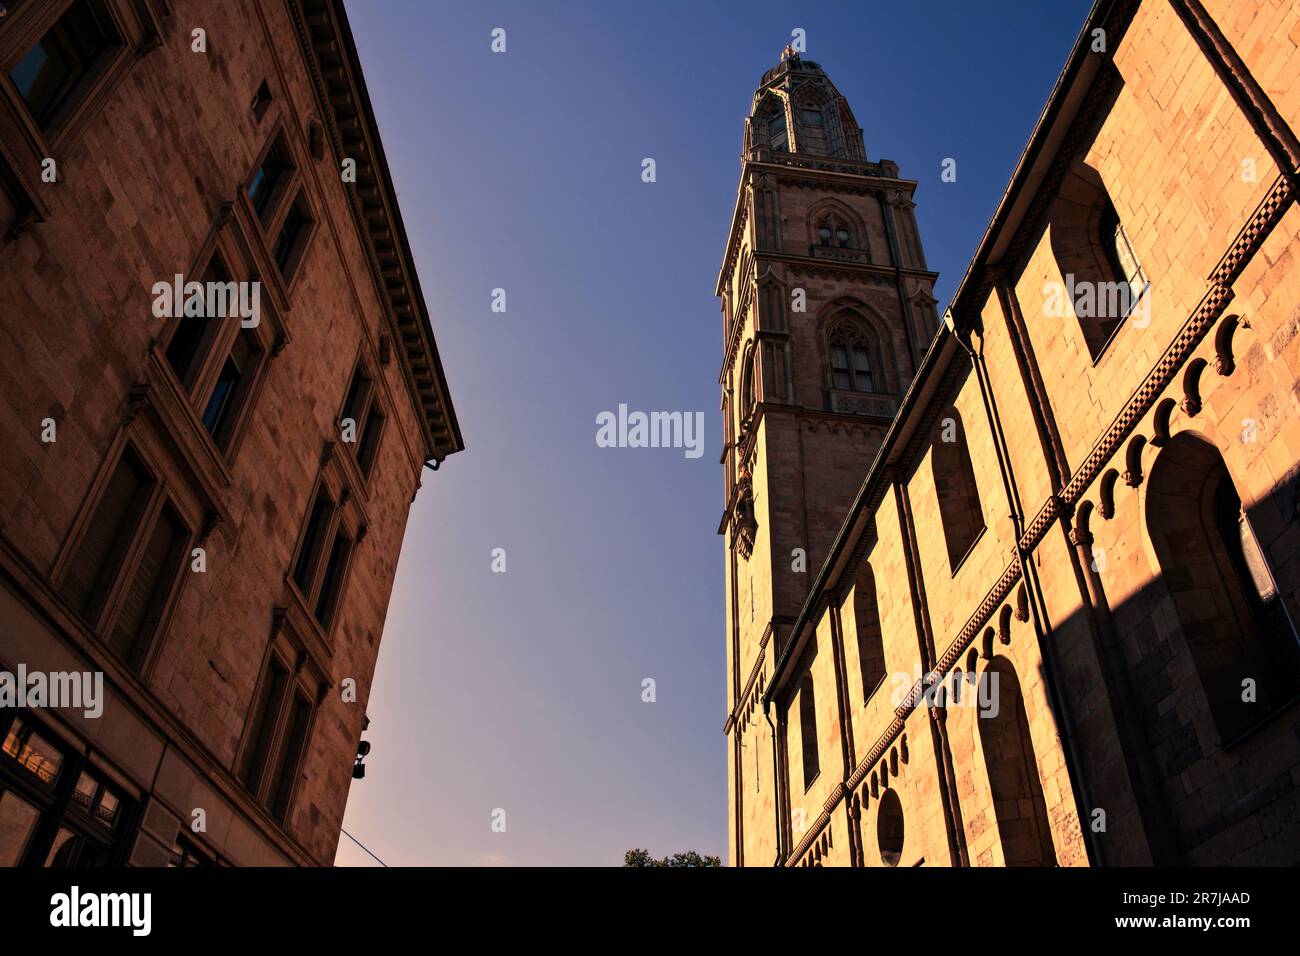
[[333, 0, 1094, 866]]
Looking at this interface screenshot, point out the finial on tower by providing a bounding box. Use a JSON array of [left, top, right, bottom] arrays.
[[780, 44, 798, 63]]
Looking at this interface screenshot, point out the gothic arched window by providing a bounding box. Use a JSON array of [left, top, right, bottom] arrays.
[[739, 345, 757, 423], [827, 320, 874, 392], [767, 108, 787, 151]]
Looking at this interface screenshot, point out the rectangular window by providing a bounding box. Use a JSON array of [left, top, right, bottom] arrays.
[[312, 530, 351, 627], [830, 345, 851, 390], [292, 489, 334, 595], [272, 193, 310, 275], [237, 656, 288, 791], [164, 253, 229, 389], [200, 328, 262, 448], [238, 658, 316, 821], [247, 135, 292, 223], [60, 445, 153, 621], [269, 691, 312, 820], [799, 675, 819, 790], [106, 502, 188, 671], [8, 0, 114, 130], [356, 405, 384, 477]]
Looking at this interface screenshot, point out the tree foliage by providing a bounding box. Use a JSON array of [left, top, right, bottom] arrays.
[[623, 848, 722, 867]]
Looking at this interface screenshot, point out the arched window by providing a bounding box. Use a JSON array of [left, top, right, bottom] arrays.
[[978, 658, 1056, 865], [1050, 160, 1148, 360], [1146, 433, 1300, 742], [739, 347, 756, 423], [854, 562, 886, 699], [799, 673, 819, 790], [766, 106, 788, 151], [827, 319, 875, 392], [796, 101, 828, 153], [932, 407, 985, 571]]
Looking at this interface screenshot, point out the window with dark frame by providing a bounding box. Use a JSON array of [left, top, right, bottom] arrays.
[[247, 134, 293, 223], [7, 0, 116, 131], [272, 192, 310, 275], [237, 654, 316, 823], [799, 674, 819, 790], [340, 362, 384, 480], [58, 443, 192, 673], [290, 480, 355, 632]]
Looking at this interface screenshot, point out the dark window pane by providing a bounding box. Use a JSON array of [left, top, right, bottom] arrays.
[[269, 692, 312, 820], [61, 446, 153, 621], [293, 491, 334, 594], [273, 200, 307, 272], [357, 407, 383, 477], [801, 109, 824, 127], [164, 254, 229, 387], [248, 139, 291, 221], [9, 1, 112, 128], [201, 330, 258, 446], [107, 502, 187, 671], [238, 658, 288, 791], [313, 531, 351, 625]]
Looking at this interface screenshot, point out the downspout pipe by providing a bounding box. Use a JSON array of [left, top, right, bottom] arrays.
[[946, 312, 1102, 867], [763, 700, 783, 866]]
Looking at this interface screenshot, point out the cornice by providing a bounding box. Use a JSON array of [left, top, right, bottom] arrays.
[[286, 0, 463, 462]]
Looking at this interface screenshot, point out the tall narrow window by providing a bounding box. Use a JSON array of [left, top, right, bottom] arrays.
[[247, 135, 293, 223], [292, 489, 334, 596], [8, 1, 114, 130], [60, 445, 153, 620], [340, 362, 383, 479], [932, 407, 985, 571], [799, 674, 819, 790], [272, 192, 310, 275], [238, 655, 318, 822], [106, 503, 188, 672], [165, 253, 230, 389], [854, 562, 886, 699], [200, 328, 263, 448], [59, 443, 195, 673], [238, 657, 288, 790], [767, 107, 787, 151], [312, 529, 351, 627]]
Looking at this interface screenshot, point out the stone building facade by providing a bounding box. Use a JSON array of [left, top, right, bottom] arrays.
[[0, 0, 461, 866], [719, 0, 1300, 867]]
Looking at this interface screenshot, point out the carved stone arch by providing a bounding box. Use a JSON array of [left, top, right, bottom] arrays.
[[806, 196, 868, 253], [1123, 434, 1147, 487], [1151, 397, 1177, 447], [1182, 358, 1208, 417], [981, 626, 996, 660], [999, 604, 1014, 645], [1214, 314, 1245, 376], [1015, 584, 1029, 622], [1099, 468, 1120, 519]]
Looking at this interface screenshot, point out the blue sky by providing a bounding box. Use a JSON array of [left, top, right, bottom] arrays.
[[334, 0, 1094, 866]]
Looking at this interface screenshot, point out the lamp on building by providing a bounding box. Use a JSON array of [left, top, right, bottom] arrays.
[[353, 739, 371, 779]]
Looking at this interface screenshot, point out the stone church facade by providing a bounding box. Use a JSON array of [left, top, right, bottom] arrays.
[[0, 0, 460, 865], [719, 0, 1300, 866]]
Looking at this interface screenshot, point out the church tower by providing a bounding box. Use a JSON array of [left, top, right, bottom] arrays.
[[717, 49, 939, 866]]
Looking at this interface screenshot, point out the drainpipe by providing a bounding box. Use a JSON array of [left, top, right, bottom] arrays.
[[763, 700, 784, 866], [947, 313, 1101, 867]]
